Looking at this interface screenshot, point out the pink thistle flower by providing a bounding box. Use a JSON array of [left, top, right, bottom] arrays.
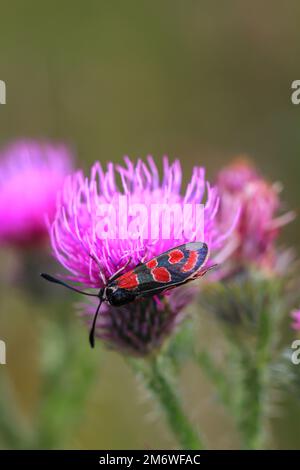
[[216, 156, 259, 193], [291, 309, 300, 331], [215, 158, 295, 274], [51, 156, 236, 288], [49, 156, 237, 353], [0, 140, 72, 248]]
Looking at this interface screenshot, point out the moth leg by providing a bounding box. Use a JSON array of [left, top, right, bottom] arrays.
[[192, 264, 218, 279], [88, 252, 107, 284], [108, 257, 132, 282], [162, 265, 217, 294], [134, 248, 149, 268]]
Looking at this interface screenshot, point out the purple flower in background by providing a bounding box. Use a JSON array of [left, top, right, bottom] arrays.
[[0, 140, 72, 248], [50, 156, 237, 354], [215, 158, 295, 274], [291, 309, 300, 331], [216, 156, 259, 193]]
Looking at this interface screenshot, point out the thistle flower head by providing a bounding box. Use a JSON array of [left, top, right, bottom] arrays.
[[0, 140, 72, 248], [50, 156, 237, 353], [51, 156, 236, 288], [215, 158, 294, 274]]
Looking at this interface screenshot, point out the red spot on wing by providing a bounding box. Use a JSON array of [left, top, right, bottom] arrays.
[[168, 249, 184, 264], [117, 270, 139, 289], [146, 258, 158, 269], [152, 266, 171, 283], [181, 251, 198, 273]]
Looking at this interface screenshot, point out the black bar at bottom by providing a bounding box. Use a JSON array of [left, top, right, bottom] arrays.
[[0, 450, 299, 466]]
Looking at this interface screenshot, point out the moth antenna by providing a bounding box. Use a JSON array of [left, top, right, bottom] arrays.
[[89, 294, 104, 348], [40, 273, 98, 297]]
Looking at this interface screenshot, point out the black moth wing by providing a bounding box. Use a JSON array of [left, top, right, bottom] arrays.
[[131, 241, 208, 297]]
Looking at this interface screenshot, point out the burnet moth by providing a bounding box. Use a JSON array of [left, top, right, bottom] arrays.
[[41, 242, 215, 348]]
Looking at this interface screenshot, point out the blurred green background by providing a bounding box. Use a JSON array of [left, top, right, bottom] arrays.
[[0, 0, 300, 449]]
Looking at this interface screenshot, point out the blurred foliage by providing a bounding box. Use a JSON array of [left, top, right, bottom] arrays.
[[196, 273, 300, 449]]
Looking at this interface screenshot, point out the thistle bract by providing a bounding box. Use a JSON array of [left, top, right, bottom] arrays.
[[81, 286, 197, 356]]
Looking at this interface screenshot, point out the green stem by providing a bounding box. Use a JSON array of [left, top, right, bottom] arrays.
[[130, 356, 204, 450], [236, 350, 266, 449], [230, 306, 273, 449]]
